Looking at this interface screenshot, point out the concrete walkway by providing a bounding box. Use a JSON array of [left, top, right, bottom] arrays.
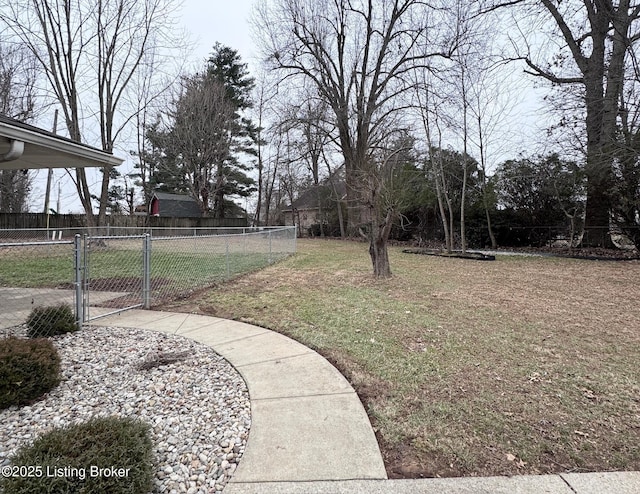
[[90, 310, 640, 494]]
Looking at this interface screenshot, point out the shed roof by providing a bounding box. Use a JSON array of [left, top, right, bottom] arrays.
[[152, 192, 198, 202], [151, 192, 202, 217], [0, 114, 123, 170]]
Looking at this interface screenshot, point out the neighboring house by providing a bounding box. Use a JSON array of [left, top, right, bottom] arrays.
[[149, 192, 202, 217], [282, 171, 346, 236]]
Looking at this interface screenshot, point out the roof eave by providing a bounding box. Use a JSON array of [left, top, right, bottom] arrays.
[[0, 119, 123, 170]]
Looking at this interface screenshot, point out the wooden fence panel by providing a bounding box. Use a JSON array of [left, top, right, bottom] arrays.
[[0, 213, 247, 230]]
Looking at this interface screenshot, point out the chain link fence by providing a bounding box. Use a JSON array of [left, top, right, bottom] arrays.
[[1, 226, 297, 333], [0, 239, 76, 334]]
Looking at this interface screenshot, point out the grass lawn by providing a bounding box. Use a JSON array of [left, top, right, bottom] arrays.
[[162, 238, 640, 478], [0, 244, 279, 301]]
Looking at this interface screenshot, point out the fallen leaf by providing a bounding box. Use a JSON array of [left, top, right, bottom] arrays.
[[529, 372, 541, 382], [506, 453, 516, 462]]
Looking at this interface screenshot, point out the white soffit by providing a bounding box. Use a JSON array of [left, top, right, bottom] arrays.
[[0, 116, 123, 170]]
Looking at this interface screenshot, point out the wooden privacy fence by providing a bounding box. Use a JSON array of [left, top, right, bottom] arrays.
[[0, 213, 248, 230]]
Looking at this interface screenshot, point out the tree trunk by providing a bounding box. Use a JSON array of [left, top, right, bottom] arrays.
[[74, 169, 96, 228], [337, 199, 346, 238], [460, 62, 468, 254], [214, 164, 225, 219], [460, 160, 467, 253], [434, 168, 450, 252], [255, 159, 263, 226], [326, 164, 346, 238], [369, 209, 394, 278], [316, 186, 325, 237], [369, 236, 391, 278], [583, 76, 614, 247], [485, 204, 497, 249], [584, 176, 612, 246], [97, 165, 112, 226], [345, 164, 364, 235], [480, 169, 496, 249]]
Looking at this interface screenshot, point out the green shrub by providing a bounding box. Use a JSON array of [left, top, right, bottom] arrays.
[[0, 337, 61, 409], [1, 416, 154, 494], [26, 304, 77, 338]]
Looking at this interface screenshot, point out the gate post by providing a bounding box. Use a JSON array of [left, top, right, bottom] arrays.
[[225, 236, 230, 278], [293, 226, 297, 253], [143, 234, 151, 309], [74, 234, 83, 329]]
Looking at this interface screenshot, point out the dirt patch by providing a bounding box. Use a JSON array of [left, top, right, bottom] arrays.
[[58, 277, 177, 309], [58, 277, 173, 292]]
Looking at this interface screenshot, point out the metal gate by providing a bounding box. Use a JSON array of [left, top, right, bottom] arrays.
[[1, 227, 296, 332], [79, 234, 150, 323]]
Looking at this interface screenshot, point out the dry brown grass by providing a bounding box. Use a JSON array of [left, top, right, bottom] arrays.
[[163, 239, 640, 478]]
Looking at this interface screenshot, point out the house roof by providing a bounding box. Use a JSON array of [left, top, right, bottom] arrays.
[[285, 179, 347, 212], [0, 114, 123, 170]]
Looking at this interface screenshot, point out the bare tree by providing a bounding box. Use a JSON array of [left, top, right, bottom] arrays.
[[357, 131, 421, 274], [449, 6, 522, 250], [252, 73, 274, 226], [490, 0, 640, 245], [0, 42, 39, 121], [161, 73, 236, 214], [413, 63, 457, 252], [129, 29, 188, 213], [254, 0, 457, 276], [1, 0, 182, 225], [261, 131, 286, 226], [284, 95, 337, 236], [252, 90, 294, 226], [0, 41, 40, 212]]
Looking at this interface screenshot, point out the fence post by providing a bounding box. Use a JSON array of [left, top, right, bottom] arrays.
[[293, 226, 297, 253], [225, 236, 230, 278], [143, 234, 151, 309], [74, 234, 83, 329], [83, 234, 90, 322], [268, 230, 273, 263]]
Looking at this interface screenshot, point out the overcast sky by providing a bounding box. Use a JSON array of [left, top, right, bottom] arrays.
[[180, 0, 257, 69]]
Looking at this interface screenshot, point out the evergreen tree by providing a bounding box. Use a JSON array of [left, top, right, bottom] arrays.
[[206, 43, 257, 218], [139, 44, 257, 217]]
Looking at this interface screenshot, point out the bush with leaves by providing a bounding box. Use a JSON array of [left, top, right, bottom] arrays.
[[26, 304, 77, 338], [0, 337, 61, 409], [1, 416, 154, 494]]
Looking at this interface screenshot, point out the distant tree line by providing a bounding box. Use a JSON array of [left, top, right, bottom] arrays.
[[250, 0, 640, 277]]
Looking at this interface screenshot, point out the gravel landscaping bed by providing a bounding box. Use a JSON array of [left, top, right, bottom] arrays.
[[1, 326, 251, 493]]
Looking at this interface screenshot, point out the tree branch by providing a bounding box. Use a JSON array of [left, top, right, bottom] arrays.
[[523, 57, 583, 84]]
